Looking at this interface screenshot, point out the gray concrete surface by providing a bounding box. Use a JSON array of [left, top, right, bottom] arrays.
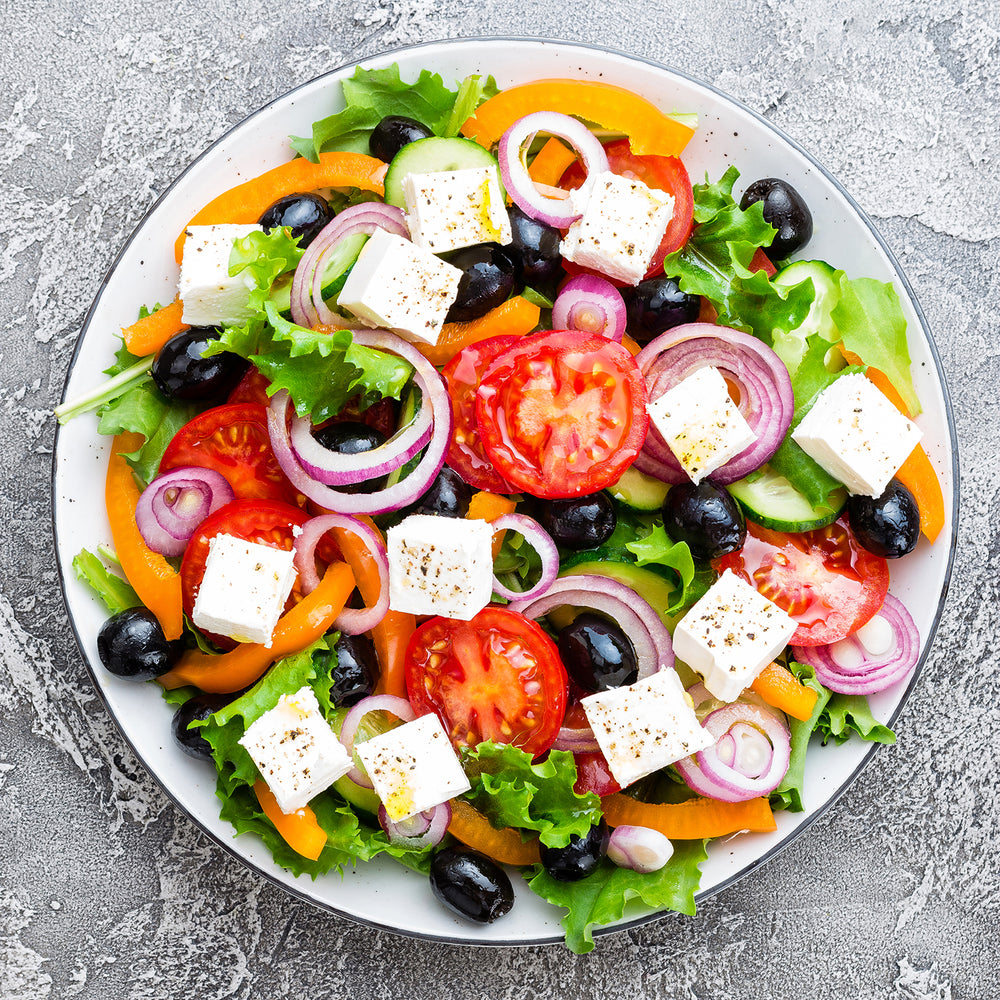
[[1, 1, 996, 997]]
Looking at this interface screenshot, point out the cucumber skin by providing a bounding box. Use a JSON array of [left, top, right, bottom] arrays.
[[383, 137, 502, 207], [727, 471, 847, 533]]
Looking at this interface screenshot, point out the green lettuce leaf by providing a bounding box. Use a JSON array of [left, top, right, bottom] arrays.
[[72, 548, 140, 614], [770, 661, 831, 812], [624, 524, 712, 614], [818, 693, 896, 746], [228, 227, 304, 311]]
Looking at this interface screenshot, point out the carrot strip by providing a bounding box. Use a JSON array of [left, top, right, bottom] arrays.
[[122, 298, 188, 357], [528, 136, 578, 186], [750, 662, 818, 722], [416, 296, 541, 367], [447, 799, 541, 866], [253, 781, 327, 860], [602, 792, 777, 839], [105, 433, 184, 640]]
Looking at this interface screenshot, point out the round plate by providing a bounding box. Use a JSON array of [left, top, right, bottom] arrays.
[[53, 37, 958, 947]]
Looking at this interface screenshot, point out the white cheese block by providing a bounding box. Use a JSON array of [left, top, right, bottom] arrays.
[[355, 713, 471, 822], [337, 228, 463, 345], [646, 366, 758, 484], [238, 685, 352, 815], [582, 670, 713, 788], [672, 570, 798, 702], [386, 513, 494, 620], [403, 166, 513, 253], [560, 170, 674, 285], [178, 223, 262, 327], [191, 533, 297, 647], [790, 372, 922, 497]]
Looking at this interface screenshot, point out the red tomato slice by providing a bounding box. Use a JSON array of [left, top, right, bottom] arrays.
[[226, 367, 273, 406], [573, 750, 621, 797], [160, 402, 298, 504], [404, 606, 568, 757], [474, 329, 649, 499], [442, 335, 522, 493], [713, 516, 889, 647]]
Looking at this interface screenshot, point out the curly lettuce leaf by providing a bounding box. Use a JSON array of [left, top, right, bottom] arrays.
[[624, 524, 712, 614], [72, 548, 140, 614], [818, 693, 896, 746], [228, 227, 304, 311]]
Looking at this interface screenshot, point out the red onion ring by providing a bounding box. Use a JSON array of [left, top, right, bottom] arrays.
[[791, 593, 919, 694], [497, 111, 608, 228], [552, 275, 627, 342], [378, 801, 451, 849], [551, 723, 602, 754], [339, 694, 415, 788], [488, 513, 559, 602], [134, 466, 235, 557], [634, 322, 794, 485]]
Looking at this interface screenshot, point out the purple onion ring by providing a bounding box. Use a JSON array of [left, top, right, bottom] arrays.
[[134, 466, 235, 557]]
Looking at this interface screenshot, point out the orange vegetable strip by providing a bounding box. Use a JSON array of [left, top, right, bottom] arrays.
[[750, 662, 819, 722], [122, 298, 188, 357], [467, 490, 518, 557], [416, 295, 540, 367], [528, 136, 578, 186], [447, 799, 541, 866], [253, 781, 327, 861], [158, 561, 355, 693], [461, 79, 695, 157], [602, 792, 777, 839], [105, 433, 184, 640], [173, 151, 388, 262]]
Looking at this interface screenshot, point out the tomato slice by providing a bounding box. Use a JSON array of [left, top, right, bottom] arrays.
[[404, 606, 568, 757], [713, 516, 889, 647], [475, 329, 648, 499], [226, 367, 273, 406], [159, 402, 298, 504], [572, 751, 621, 797], [442, 335, 521, 493]]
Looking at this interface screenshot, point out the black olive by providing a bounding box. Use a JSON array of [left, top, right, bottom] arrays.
[[313, 421, 389, 493], [410, 466, 473, 518], [847, 479, 920, 559], [539, 493, 616, 550], [330, 633, 380, 706], [429, 847, 514, 923], [442, 243, 517, 323], [258, 192, 333, 248], [506, 205, 565, 293], [539, 820, 610, 882], [171, 692, 230, 761], [621, 277, 701, 344], [97, 607, 185, 681], [151, 328, 249, 403], [369, 115, 434, 162], [558, 613, 638, 693], [739, 178, 813, 260], [663, 481, 746, 561]]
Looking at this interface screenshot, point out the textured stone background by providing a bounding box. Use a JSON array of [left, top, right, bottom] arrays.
[[1, 1, 996, 997]]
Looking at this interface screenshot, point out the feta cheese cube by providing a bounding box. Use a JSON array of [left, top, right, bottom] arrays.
[[178, 224, 262, 326], [560, 170, 674, 285], [582, 670, 713, 788], [337, 228, 462, 345], [647, 367, 758, 484], [355, 713, 471, 822], [386, 514, 494, 620], [191, 533, 297, 646], [790, 373, 922, 497], [672, 570, 798, 702], [402, 166, 513, 253], [239, 685, 352, 814]]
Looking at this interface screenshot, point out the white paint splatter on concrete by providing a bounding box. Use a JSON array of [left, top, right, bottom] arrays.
[[0, 893, 53, 999]]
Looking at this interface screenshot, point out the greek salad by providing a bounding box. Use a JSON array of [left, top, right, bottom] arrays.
[[59, 62, 945, 953]]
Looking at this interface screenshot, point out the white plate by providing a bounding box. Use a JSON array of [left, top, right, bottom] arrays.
[[53, 37, 958, 947]]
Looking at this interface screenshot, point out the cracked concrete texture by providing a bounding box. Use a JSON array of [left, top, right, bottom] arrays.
[[1, 0, 996, 997]]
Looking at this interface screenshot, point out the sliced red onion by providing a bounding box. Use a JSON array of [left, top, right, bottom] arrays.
[[266, 331, 452, 515], [551, 723, 601, 754], [293, 513, 389, 634], [791, 593, 919, 694], [509, 574, 673, 678], [634, 322, 794, 485], [339, 694, 415, 789], [378, 801, 451, 849], [497, 111, 608, 228], [673, 701, 790, 802], [552, 275, 626, 342], [489, 513, 559, 602], [607, 824, 674, 873], [134, 466, 235, 557]]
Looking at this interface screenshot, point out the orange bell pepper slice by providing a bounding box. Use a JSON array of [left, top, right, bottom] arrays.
[[602, 792, 777, 839], [528, 136, 578, 186], [750, 662, 819, 722], [105, 433, 184, 640], [467, 490, 518, 557], [122, 298, 189, 357], [447, 799, 541, 866], [158, 561, 355, 693], [461, 79, 695, 157], [173, 151, 388, 262], [416, 295, 541, 367], [253, 781, 327, 860]]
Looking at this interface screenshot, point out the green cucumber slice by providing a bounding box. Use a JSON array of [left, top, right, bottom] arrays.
[[383, 136, 503, 208], [772, 259, 843, 373], [607, 465, 671, 511], [268, 232, 368, 316], [727, 465, 847, 532]]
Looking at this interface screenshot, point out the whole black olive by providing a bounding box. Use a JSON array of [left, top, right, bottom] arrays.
[[429, 847, 515, 923], [171, 692, 230, 761], [539, 493, 616, 550], [97, 607, 185, 681], [313, 421, 389, 493], [739, 178, 813, 260], [847, 479, 920, 559], [506, 205, 565, 292], [443, 243, 517, 323], [663, 481, 746, 561], [410, 466, 473, 518], [539, 820, 610, 882], [258, 192, 333, 248], [369, 115, 434, 162], [330, 633, 380, 706], [152, 328, 248, 403], [558, 613, 638, 693], [622, 277, 701, 344]]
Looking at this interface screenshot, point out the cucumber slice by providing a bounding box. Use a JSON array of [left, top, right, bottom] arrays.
[[268, 232, 368, 316], [727, 465, 847, 532], [772, 260, 842, 372], [607, 465, 671, 511], [383, 136, 503, 208]]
